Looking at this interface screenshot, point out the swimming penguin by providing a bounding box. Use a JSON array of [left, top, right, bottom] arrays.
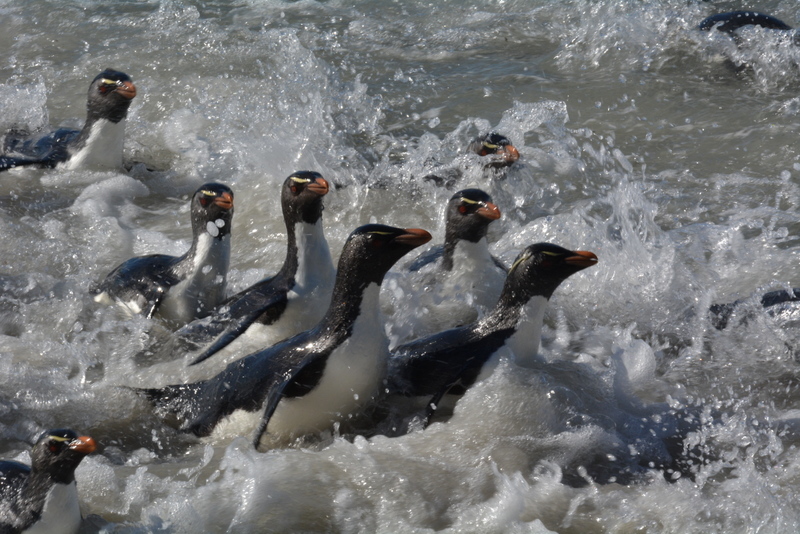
[[709, 287, 800, 330], [423, 132, 520, 188], [92, 182, 234, 327], [387, 243, 598, 426], [390, 188, 506, 340], [1, 69, 137, 172], [466, 131, 521, 169], [0, 429, 96, 534], [699, 11, 794, 37], [154, 171, 335, 365], [139, 224, 431, 450]]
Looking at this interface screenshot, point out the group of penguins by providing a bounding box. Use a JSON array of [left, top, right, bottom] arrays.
[[1, 9, 799, 533]]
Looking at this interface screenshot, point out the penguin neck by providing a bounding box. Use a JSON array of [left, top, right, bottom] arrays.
[[319, 279, 382, 339], [16, 465, 68, 520], [64, 117, 126, 170], [480, 294, 550, 367], [165, 230, 230, 321], [21, 475, 81, 534], [441, 237, 493, 272], [280, 220, 333, 287], [182, 230, 231, 274]]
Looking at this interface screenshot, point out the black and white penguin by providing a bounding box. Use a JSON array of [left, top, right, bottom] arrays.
[[423, 132, 520, 188], [388, 242, 598, 426], [1, 69, 137, 172], [466, 131, 520, 169], [390, 188, 506, 340], [139, 224, 431, 450], [409, 188, 504, 274], [158, 171, 335, 365], [0, 429, 96, 534], [699, 11, 794, 38], [709, 287, 800, 330], [92, 182, 234, 327]]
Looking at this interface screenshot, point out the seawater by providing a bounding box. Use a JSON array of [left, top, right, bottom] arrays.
[[2, 0, 800, 532]]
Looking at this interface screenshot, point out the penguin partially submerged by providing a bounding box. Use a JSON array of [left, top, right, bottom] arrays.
[[709, 287, 800, 331], [140, 224, 431, 450], [699, 11, 794, 38], [388, 243, 598, 426], [391, 188, 506, 340], [423, 132, 520, 188], [0, 429, 96, 534], [466, 132, 521, 169], [1, 69, 137, 172], [92, 182, 234, 327], [157, 171, 335, 365]]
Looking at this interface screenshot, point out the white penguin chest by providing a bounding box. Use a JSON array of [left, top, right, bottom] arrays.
[[263, 284, 388, 442], [271, 221, 336, 335], [505, 296, 548, 368], [23, 481, 81, 534], [158, 233, 230, 325], [443, 239, 505, 303], [63, 118, 126, 170]]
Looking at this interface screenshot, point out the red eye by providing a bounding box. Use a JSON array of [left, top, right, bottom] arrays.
[[199, 197, 211, 207], [458, 206, 468, 214], [290, 186, 298, 194], [49, 443, 59, 453]]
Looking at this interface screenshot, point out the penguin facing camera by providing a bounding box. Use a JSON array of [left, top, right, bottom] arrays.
[[1, 69, 137, 172], [92, 182, 234, 328], [422, 132, 520, 189]]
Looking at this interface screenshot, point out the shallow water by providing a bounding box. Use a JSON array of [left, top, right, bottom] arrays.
[[3, 0, 800, 532]]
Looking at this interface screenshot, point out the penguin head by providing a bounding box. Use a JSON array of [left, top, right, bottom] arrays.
[[467, 132, 520, 168], [191, 183, 235, 240], [281, 171, 329, 225], [29, 429, 96, 484], [87, 69, 137, 124], [502, 243, 598, 302], [445, 188, 501, 244], [338, 224, 432, 286]]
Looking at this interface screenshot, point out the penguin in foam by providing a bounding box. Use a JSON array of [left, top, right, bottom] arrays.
[[139, 224, 431, 449]]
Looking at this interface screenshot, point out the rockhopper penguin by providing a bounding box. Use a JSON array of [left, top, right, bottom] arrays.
[[92, 182, 234, 328], [1, 69, 136, 171], [159, 171, 335, 365], [140, 224, 432, 450], [0, 429, 96, 534], [399, 188, 507, 336], [388, 242, 598, 426]]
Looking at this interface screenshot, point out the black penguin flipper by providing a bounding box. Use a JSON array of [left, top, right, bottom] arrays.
[[0, 460, 29, 495], [492, 255, 508, 273], [93, 254, 180, 318], [250, 347, 331, 448], [389, 326, 509, 397], [760, 287, 800, 308], [709, 287, 800, 330], [0, 156, 49, 171], [422, 375, 465, 427], [699, 11, 793, 33], [0, 460, 32, 532], [142, 331, 323, 437], [407, 245, 444, 272], [172, 275, 292, 365], [0, 128, 76, 171]]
